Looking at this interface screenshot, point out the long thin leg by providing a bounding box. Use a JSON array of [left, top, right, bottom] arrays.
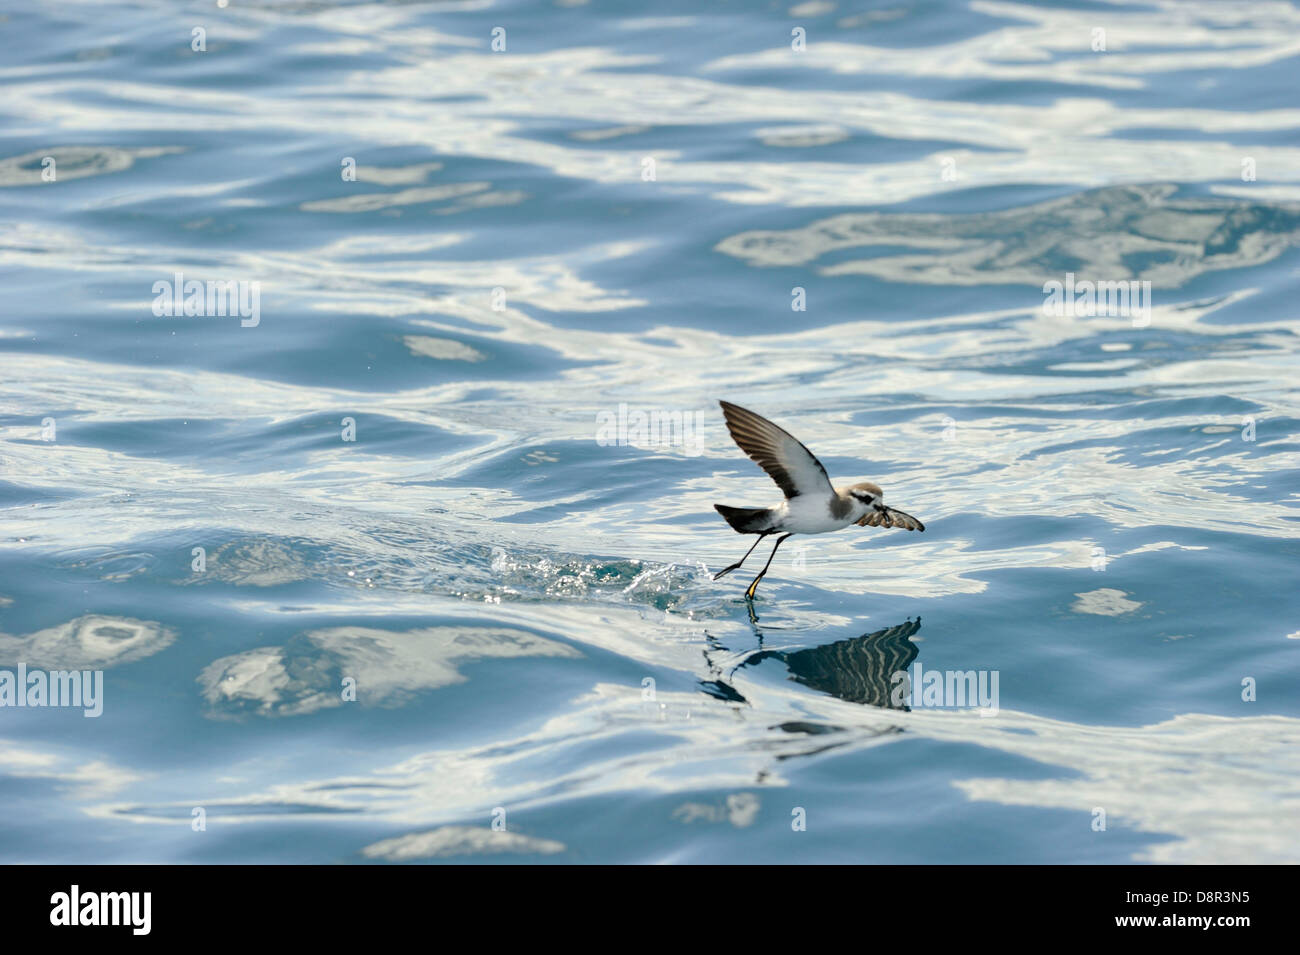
[[745, 533, 792, 600], [713, 532, 770, 580]]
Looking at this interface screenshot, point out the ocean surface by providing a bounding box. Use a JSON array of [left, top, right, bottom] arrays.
[[2, 0, 1299, 864]]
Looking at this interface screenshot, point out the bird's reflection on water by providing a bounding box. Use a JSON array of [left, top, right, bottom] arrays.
[[700, 613, 923, 713]]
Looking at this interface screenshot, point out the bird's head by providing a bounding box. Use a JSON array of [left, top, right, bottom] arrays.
[[846, 481, 884, 515]]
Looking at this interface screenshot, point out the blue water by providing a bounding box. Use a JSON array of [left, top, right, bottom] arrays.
[[2, 0, 1299, 864]]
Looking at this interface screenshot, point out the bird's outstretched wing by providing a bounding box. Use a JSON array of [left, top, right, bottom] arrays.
[[856, 507, 925, 532], [719, 400, 834, 500]]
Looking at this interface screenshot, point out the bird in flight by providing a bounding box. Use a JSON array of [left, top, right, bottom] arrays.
[[713, 401, 925, 599]]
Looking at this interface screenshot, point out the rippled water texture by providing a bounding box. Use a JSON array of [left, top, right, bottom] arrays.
[[2, 0, 1299, 864]]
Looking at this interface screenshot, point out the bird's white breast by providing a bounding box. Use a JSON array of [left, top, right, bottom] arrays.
[[775, 494, 857, 534]]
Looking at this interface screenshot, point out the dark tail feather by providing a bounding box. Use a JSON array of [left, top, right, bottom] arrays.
[[714, 504, 771, 534]]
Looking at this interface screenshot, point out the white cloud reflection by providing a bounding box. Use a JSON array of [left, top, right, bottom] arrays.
[[198, 624, 581, 718], [0, 615, 175, 669], [361, 826, 565, 860]]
